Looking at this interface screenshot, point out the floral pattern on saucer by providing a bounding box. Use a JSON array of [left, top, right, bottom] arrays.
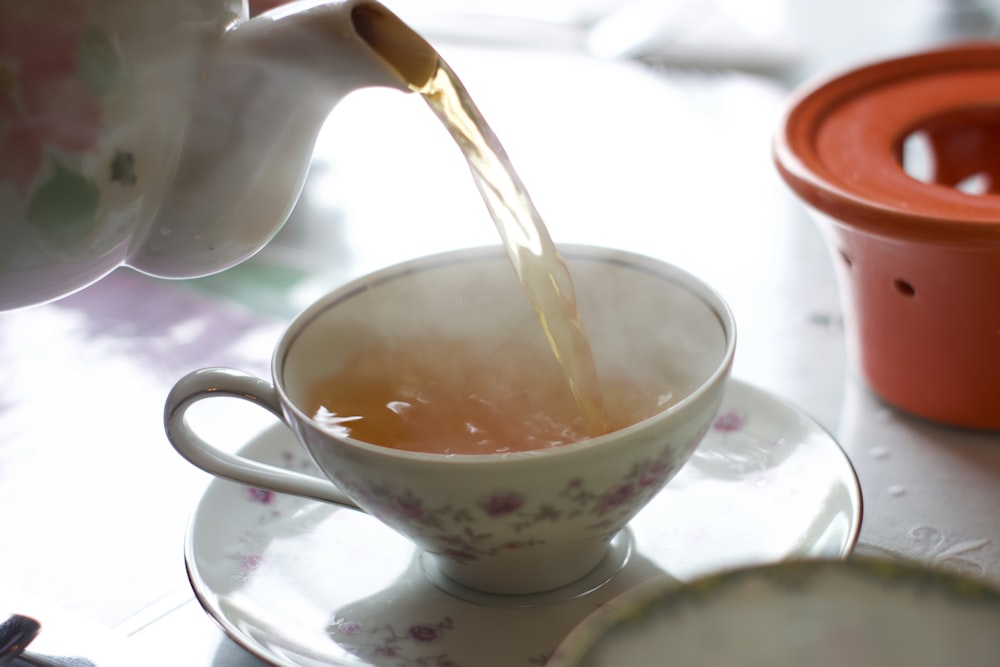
[[328, 615, 457, 666], [185, 379, 862, 667]]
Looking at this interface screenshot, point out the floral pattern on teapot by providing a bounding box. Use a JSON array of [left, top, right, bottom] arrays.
[[0, 3, 128, 247]]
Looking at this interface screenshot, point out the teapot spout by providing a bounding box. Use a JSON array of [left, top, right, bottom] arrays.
[[350, 3, 439, 90], [130, 0, 438, 279]]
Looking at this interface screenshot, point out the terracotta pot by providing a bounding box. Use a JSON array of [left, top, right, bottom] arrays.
[[774, 43, 1000, 429]]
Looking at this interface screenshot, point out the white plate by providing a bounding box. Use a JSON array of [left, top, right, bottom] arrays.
[[184, 378, 862, 667], [547, 558, 1000, 667]]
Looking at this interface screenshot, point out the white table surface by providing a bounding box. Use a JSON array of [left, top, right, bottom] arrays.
[[3, 1, 1000, 664]]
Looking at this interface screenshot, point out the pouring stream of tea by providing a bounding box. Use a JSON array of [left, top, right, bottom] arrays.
[[352, 4, 609, 436]]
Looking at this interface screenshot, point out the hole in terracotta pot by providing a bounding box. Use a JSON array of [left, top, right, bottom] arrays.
[[896, 107, 1000, 195], [893, 278, 916, 297], [838, 250, 853, 269]]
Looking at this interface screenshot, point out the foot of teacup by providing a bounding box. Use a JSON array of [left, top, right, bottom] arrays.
[[421, 531, 633, 608]]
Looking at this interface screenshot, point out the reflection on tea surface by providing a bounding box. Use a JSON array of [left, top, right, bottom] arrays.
[[307, 336, 677, 454]]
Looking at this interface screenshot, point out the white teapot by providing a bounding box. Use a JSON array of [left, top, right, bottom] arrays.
[[0, 0, 434, 310]]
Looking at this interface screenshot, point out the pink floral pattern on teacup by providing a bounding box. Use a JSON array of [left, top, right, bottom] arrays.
[[332, 435, 702, 565], [219, 417, 736, 666]]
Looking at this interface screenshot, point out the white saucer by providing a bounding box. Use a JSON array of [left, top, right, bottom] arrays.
[[184, 378, 862, 667]]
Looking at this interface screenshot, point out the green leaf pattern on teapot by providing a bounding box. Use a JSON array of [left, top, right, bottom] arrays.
[[26, 158, 100, 246], [0, 4, 127, 250]]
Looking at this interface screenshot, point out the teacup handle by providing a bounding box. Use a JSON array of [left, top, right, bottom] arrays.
[[164, 368, 358, 508]]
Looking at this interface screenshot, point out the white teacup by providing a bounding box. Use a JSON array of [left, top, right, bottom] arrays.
[[164, 245, 735, 596]]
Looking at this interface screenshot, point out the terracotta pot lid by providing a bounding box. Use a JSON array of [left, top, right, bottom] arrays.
[[774, 43, 1000, 243]]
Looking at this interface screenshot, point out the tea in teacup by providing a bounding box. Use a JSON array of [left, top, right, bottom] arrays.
[[305, 336, 676, 455]]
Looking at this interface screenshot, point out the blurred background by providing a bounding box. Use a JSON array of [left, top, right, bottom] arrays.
[[250, 0, 1000, 85], [213, 0, 1000, 325], [184, 0, 1000, 435]]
